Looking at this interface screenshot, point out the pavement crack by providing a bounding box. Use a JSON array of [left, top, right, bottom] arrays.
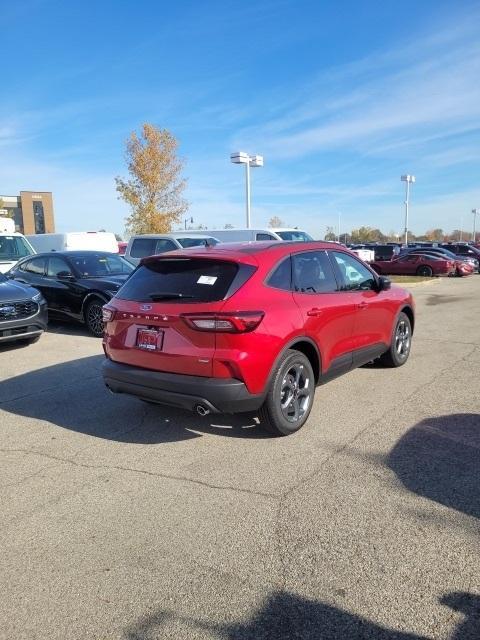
[[0, 448, 276, 499]]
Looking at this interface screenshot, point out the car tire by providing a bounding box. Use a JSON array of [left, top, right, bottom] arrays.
[[84, 298, 105, 337], [416, 265, 433, 277], [379, 312, 412, 368], [259, 349, 315, 436]]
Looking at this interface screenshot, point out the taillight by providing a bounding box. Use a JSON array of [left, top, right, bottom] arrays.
[[181, 311, 264, 333], [102, 306, 116, 322]]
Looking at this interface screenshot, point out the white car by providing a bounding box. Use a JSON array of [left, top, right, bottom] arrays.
[[0, 233, 36, 273]]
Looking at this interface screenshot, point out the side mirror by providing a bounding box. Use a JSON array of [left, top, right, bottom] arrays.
[[57, 271, 74, 279], [377, 275, 391, 291]]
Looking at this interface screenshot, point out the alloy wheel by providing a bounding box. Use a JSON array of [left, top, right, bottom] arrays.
[[87, 302, 104, 336], [279, 363, 312, 423], [395, 320, 410, 360]]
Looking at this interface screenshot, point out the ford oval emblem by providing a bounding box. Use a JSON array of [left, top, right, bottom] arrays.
[[140, 304, 153, 311]]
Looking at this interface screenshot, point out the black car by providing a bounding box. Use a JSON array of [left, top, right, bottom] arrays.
[[8, 251, 134, 336], [440, 243, 480, 272], [0, 272, 48, 346]]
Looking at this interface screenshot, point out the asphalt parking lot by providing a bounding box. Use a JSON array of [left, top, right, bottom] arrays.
[[1, 276, 479, 640]]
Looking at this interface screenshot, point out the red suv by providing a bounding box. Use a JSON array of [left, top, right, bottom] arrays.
[[102, 242, 414, 436]]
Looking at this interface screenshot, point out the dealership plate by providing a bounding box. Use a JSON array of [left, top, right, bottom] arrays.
[[136, 328, 163, 351]]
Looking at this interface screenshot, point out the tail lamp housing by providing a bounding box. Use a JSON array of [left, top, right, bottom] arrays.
[[181, 311, 264, 333]]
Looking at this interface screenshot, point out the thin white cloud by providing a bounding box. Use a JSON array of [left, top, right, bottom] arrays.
[[233, 13, 480, 160]]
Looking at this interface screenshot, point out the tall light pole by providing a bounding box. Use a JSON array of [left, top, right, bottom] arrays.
[[337, 212, 341, 242], [472, 209, 479, 243], [401, 174, 416, 246], [230, 152, 264, 228]]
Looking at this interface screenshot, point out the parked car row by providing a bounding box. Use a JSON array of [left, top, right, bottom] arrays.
[[348, 241, 480, 272], [0, 228, 312, 348]]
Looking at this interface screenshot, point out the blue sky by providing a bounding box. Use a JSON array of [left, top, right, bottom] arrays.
[[2, 0, 480, 237]]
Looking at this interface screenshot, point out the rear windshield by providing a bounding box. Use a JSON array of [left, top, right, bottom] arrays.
[[177, 237, 219, 248], [116, 258, 240, 303], [0, 236, 34, 261]]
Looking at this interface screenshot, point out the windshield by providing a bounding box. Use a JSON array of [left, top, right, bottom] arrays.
[[276, 230, 313, 242], [177, 237, 219, 248], [0, 236, 35, 261], [70, 254, 134, 277]]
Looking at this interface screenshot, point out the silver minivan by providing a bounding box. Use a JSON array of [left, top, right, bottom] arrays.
[[124, 232, 220, 266]]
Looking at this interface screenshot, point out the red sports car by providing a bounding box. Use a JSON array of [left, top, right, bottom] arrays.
[[371, 253, 456, 277]]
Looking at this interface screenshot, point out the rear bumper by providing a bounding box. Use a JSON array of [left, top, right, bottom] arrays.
[[102, 359, 265, 414]]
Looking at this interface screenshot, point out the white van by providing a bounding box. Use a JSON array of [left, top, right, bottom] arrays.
[[0, 233, 36, 273], [125, 232, 220, 266], [186, 228, 313, 243], [25, 231, 119, 254]]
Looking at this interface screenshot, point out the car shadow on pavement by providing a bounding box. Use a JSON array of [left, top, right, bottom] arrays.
[[387, 413, 480, 520], [123, 589, 479, 639], [46, 321, 95, 337], [0, 355, 269, 443]]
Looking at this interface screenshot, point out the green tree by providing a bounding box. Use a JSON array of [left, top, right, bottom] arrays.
[[116, 123, 188, 235]]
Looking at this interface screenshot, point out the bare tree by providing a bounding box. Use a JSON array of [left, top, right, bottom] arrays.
[[268, 216, 284, 228]]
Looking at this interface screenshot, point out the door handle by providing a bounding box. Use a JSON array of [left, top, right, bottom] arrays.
[[307, 308, 323, 317], [357, 302, 368, 310]]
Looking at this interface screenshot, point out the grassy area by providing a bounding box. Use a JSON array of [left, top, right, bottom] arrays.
[[389, 275, 436, 284]]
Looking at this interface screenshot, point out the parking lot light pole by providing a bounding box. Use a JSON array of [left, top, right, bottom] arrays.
[[472, 209, 479, 243], [230, 152, 264, 228], [401, 174, 416, 246]]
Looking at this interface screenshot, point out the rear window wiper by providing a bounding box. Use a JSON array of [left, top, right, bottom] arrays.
[[148, 293, 196, 300]]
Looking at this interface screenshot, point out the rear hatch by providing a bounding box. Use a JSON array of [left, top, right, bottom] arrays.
[[105, 255, 256, 377]]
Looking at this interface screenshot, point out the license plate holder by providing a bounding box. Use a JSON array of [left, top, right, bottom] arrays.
[[136, 328, 164, 351]]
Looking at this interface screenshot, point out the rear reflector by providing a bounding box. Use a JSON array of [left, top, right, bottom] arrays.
[[182, 312, 264, 333]]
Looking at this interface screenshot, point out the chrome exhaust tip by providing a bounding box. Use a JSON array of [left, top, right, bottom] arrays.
[[196, 404, 210, 417]]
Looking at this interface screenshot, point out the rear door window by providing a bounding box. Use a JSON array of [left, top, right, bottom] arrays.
[[155, 239, 177, 253], [116, 258, 244, 303], [23, 257, 47, 275], [256, 233, 276, 241], [177, 237, 218, 248], [47, 256, 72, 277], [130, 238, 156, 258], [292, 251, 337, 293]]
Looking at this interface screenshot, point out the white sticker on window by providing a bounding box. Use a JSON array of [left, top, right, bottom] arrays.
[[197, 275, 217, 285]]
